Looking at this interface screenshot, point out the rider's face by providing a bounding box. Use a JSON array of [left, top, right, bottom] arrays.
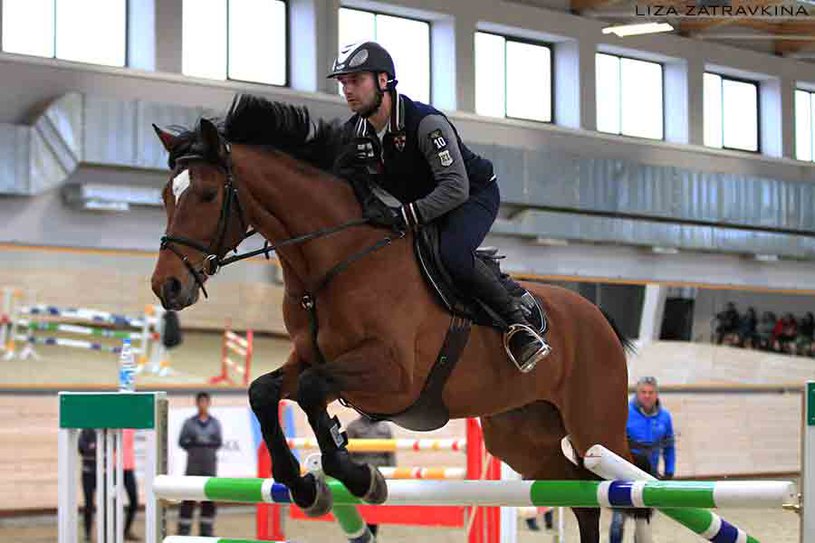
[[337, 72, 382, 115]]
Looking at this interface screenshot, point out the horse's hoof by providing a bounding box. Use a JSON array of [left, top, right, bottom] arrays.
[[362, 464, 388, 505], [299, 473, 333, 517]]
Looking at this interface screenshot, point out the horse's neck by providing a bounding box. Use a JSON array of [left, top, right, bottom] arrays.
[[235, 146, 373, 287]]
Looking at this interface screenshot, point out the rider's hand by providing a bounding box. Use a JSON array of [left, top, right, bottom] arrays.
[[352, 136, 377, 162]]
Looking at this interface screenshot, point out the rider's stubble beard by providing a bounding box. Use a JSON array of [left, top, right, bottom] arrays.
[[357, 85, 385, 119]]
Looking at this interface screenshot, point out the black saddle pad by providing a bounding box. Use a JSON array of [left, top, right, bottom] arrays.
[[414, 224, 545, 333]]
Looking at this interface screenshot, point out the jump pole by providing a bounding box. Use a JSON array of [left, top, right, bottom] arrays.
[[567, 440, 774, 543], [153, 476, 797, 509]]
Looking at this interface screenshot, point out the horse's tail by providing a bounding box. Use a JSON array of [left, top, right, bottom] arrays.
[[601, 309, 637, 355]]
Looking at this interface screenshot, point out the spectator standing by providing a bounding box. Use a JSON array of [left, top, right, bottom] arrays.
[[79, 429, 140, 541], [738, 307, 757, 348], [714, 302, 740, 344], [177, 392, 222, 536], [799, 312, 815, 356], [775, 313, 798, 353], [122, 429, 139, 540], [346, 415, 395, 538], [756, 311, 777, 350], [610, 377, 675, 543]]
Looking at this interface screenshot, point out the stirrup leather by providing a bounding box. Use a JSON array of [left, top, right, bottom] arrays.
[[503, 323, 552, 373]]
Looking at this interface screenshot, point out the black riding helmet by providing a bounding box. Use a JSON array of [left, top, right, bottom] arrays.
[[327, 41, 398, 90]]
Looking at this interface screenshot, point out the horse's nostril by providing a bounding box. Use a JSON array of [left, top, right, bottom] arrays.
[[162, 277, 182, 302]]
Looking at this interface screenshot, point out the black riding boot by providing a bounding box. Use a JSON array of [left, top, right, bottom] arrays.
[[468, 259, 552, 372]]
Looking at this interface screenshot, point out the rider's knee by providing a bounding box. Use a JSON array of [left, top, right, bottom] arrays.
[[439, 245, 474, 280]]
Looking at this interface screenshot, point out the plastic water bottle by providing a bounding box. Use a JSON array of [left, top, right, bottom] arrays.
[[118, 338, 136, 392]]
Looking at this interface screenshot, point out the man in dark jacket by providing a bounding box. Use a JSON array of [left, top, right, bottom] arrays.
[[328, 41, 551, 372], [177, 392, 223, 536]]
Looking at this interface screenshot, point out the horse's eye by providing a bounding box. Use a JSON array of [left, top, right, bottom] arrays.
[[201, 190, 218, 203]]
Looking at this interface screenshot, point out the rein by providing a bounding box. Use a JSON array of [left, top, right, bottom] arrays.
[[160, 139, 404, 363]]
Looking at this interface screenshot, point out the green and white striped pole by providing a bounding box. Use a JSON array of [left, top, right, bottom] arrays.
[[581, 443, 772, 543], [333, 503, 374, 543], [153, 475, 795, 509]]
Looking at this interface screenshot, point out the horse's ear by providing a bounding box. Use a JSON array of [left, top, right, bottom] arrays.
[[153, 124, 177, 152], [199, 118, 222, 158]]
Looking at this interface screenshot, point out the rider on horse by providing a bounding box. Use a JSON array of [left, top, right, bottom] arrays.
[[328, 41, 552, 372]]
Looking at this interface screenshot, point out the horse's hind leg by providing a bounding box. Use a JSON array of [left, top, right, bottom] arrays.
[[481, 401, 601, 543]]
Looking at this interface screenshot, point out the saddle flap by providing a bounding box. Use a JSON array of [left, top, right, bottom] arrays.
[[415, 224, 546, 332]]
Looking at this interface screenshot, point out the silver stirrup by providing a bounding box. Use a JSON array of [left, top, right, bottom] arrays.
[[503, 323, 552, 373]]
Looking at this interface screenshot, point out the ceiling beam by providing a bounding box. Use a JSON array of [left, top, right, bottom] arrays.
[[773, 20, 815, 54], [677, 0, 790, 35], [570, 0, 624, 14], [775, 38, 815, 55]]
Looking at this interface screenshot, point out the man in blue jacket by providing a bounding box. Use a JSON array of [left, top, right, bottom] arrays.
[[610, 376, 675, 543]]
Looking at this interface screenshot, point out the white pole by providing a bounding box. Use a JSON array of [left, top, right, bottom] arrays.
[[802, 381, 815, 543], [106, 430, 115, 543], [57, 428, 79, 543], [557, 507, 565, 543], [116, 430, 125, 543], [499, 462, 517, 543], [147, 394, 168, 543], [96, 430, 105, 543]]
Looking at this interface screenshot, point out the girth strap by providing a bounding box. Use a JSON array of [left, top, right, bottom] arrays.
[[340, 314, 473, 431]]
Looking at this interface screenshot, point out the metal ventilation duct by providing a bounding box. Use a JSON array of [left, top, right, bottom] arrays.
[[0, 92, 217, 196]]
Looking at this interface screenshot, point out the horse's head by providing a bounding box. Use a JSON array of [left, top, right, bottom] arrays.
[[151, 118, 248, 310]]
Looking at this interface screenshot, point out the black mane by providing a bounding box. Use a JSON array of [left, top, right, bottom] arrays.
[[167, 94, 347, 172], [224, 94, 346, 171]]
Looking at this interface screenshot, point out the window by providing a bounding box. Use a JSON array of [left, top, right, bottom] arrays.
[[596, 53, 663, 140], [183, 0, 287, 86], [704, 73, 759, 152], [795, 89, 815, 162], [337, 8, 430, 103], [2, 0, 126, 67], [475, 32, 552, 123]]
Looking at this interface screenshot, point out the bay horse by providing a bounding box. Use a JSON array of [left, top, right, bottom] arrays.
[[150, 95, 634, 542]]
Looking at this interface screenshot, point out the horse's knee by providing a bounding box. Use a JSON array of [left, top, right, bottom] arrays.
[[296, 368, 336, 411], [249, 370, 282, 413]]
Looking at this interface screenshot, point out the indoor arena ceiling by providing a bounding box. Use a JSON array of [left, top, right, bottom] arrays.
[[518, 0, 815, 62]]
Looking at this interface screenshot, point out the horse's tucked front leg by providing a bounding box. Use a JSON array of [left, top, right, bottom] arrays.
[[248, 367, 333, 516], [296, 366, 388, 504]]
